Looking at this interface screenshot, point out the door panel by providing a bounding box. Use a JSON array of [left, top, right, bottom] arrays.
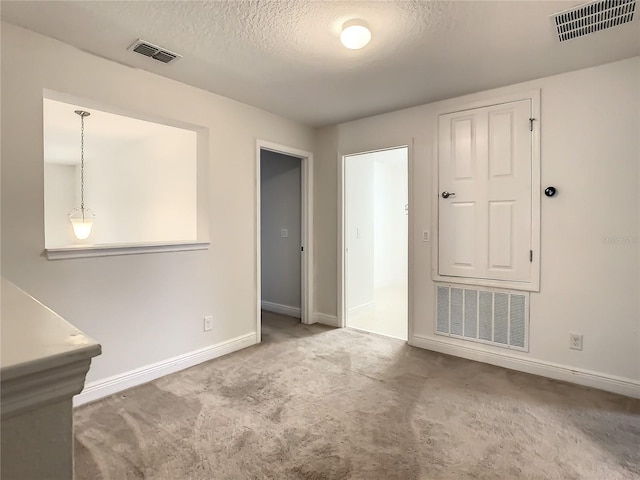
[[453, 118, 474, 179], [452, 202, 475, 268], [488, 200, 514, 269], [488, 110, 514, 177], [439, 99, 532, 283]]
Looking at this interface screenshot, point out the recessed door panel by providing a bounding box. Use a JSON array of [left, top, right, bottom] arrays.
[[489, 110, 514, 178], [453, 118, 474, 180], [452, 202, 475, 267], [488, 201, 514, 270]]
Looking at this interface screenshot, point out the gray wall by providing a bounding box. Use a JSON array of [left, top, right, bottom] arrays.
[[261, 150, 301, 312]]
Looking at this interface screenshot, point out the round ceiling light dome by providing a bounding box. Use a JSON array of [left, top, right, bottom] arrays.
[[340, 21, 371, 50]]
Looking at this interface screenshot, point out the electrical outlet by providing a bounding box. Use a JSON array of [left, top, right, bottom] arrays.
[[203, 315, 213, 332], [569, 333, 583, 351]]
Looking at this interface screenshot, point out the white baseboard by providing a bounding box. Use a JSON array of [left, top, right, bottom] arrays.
[[411, 334, 640, 399], [314, 312, 339, 327], [261, 301, 301, 318], [74, 333, 257, 407]]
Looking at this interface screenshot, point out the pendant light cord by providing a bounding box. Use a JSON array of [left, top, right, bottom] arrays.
[[80, 113, 85, 219]]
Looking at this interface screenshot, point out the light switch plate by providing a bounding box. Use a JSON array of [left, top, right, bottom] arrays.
[[422, 230, 430, 242], [281, 229, 288, 238]]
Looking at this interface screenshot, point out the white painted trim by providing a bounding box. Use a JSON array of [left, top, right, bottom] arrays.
[[261, 301, 301, 318], [256, 140, 314, 345], [431, 89, 541, 292], [74, 333, 256, 406], [3, 358, 94, 419], [338, 150, 346, 328], [411, 334, 640, 399], [45, 241, 210, 260], [314, 312, 339, 327], [407, 138, 415, 343]]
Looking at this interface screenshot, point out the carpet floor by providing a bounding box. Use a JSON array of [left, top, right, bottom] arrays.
[[74, 311, 640, 480]]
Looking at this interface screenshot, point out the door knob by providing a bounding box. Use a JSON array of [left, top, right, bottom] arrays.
[[441, 191, 456, 199]]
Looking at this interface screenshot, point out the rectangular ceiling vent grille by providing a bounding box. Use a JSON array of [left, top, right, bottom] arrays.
[[436, 285, 529, 352], [128, 39, 182, 64], [552, 0, 636, 42]]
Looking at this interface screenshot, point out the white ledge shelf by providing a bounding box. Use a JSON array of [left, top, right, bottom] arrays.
[[45, 241, 210, 260], [1, 279, 101, 419]]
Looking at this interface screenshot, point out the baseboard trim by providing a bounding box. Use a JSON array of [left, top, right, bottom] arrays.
[[314, 312, 339, 327], [74, 333, 257, 407], [261, 301, 301, 318], [411, 334, 640, 399]]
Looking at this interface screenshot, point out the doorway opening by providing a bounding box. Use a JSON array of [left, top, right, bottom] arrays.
[[342, 146, 409, 340], [256, 141, 313, 343]]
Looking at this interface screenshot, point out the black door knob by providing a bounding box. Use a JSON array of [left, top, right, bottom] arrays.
[[544, 187, 557, 197]]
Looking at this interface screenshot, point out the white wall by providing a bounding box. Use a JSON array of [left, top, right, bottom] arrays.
[[88, 134, 197, 245], [260, 150, 301, 311], [315, 57, 640, 393], [345, 153, 375, 310], [1, 23, 315, 385], [43, 97, 198, 247], [44, 164, 76, 245], [373, 149, 408, 289]]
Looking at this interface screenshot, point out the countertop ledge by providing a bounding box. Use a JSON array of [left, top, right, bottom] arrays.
[[1, 278, 101, 418]]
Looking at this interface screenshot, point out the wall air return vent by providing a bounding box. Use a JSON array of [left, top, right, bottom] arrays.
[[128, 39, 182, 64], [552, 0, 636, 42], [436, 285, 529, 351]]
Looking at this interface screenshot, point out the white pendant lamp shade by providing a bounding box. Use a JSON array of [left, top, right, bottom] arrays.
[[341, 21, 371, 50], [69, 208, 95, 240]]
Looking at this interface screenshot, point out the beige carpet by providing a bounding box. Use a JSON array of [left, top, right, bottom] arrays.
[[75, 312, 640, 480]]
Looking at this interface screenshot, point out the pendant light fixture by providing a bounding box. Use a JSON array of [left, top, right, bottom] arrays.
[[68, 110, 95, 240]]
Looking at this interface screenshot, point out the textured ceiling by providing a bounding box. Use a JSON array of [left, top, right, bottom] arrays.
[[2, 1, 639, 126]]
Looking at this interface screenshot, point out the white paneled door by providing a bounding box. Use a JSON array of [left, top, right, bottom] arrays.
[[438, 99, 533, 283]]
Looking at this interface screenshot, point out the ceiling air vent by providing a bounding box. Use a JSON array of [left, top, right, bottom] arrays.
[[552, 0, 636, 42], [128, 39, 182, 64]]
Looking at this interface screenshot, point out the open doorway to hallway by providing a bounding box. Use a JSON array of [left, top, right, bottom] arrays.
[[344, 147, 408, 340], [255, 140, 313, 343], [260, 149, 302, 322]]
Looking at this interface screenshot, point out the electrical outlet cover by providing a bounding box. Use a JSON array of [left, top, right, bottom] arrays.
[[569, 333, 583, 351]]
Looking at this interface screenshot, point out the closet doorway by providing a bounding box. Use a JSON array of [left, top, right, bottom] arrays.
[[342, 147, 408, 340]]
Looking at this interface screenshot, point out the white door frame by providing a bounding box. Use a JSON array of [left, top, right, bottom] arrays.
[[256, 140, 314, 343], [338, 144, 413, 341]]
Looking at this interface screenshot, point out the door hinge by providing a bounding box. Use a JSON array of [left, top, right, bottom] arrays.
[[529, 118, 536, 132], [530, 250, 533, 262]]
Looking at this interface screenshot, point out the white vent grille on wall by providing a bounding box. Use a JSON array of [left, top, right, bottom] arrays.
[[128, 39, 182, 64], [436, 285, 529, 351], [552, 0, 636, 42]]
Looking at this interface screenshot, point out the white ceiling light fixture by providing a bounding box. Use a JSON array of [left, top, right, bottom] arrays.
[[340, 20, 371, 50]]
